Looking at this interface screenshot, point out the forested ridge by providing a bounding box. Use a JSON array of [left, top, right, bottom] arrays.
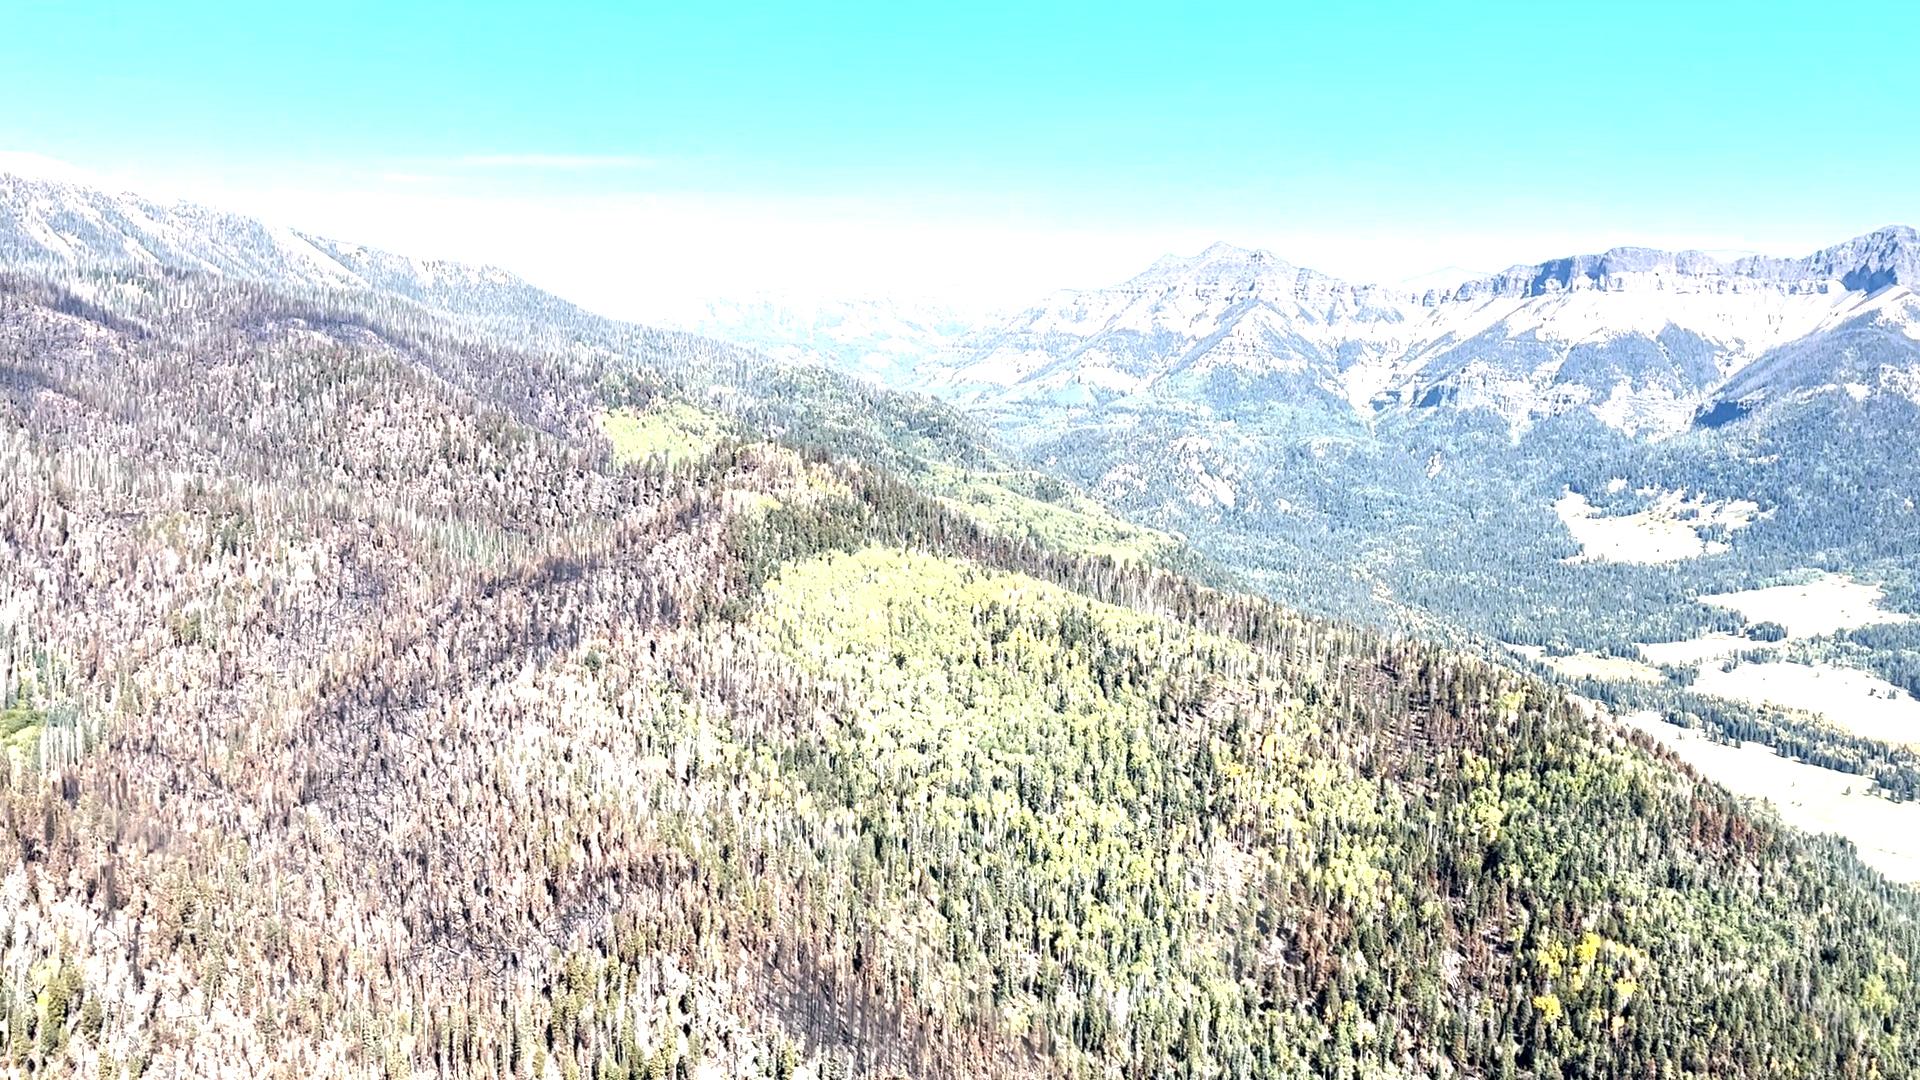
[[3, 266, 1920, 1080], [1001, 393, 1920, 804]]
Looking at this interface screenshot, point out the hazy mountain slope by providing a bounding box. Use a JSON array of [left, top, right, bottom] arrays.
[[0, 169, 719, 362], [8, 265, 1920, 1080], [672, 295, 975, 387], [0, 170, 360, 286], [0, 168, 561, 314]]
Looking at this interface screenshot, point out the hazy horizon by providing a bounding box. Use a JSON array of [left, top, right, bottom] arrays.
[[10, 148, 1908, 329], [5, 2, 1917, 320]]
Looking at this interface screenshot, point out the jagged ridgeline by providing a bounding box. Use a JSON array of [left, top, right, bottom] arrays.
[[2, 264, 1919, 1080]]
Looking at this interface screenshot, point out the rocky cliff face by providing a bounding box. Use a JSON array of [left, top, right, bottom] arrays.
[[1732, 225, 1920, 293]]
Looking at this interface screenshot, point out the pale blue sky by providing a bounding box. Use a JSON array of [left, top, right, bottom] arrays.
[[4, 1, 1916, 314]]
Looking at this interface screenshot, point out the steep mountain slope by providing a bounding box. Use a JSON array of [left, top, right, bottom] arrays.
[[1703, 285, 1920, 418], [7, 248, 1920, 1077]]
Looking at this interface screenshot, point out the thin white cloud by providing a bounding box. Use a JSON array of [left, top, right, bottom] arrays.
[[452, 153, 655, 170]]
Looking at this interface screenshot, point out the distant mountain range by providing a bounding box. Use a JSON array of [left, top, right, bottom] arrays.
[[693, 231, 1920, 437], [954, 232, 1920, 433], [9, 166, 1915, 441]]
